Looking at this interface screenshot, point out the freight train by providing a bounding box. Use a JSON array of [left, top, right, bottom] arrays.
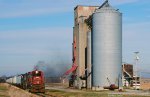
[[6, 70, 45, 93]]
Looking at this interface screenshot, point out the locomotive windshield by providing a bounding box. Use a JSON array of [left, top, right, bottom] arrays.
[[32, 71, 41, 76]]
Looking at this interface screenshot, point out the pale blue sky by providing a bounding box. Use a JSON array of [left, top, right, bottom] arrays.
[[0, 0, 150, 77]]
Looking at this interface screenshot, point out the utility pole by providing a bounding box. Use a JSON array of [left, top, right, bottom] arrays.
[[134, 52, 139, 77], [134, 51, 140, 89]]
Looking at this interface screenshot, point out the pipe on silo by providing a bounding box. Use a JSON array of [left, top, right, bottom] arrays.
[[87, 31, 92, 89]]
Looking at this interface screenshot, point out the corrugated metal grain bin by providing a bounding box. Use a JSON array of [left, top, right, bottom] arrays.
[[92, 1, 122, 88]]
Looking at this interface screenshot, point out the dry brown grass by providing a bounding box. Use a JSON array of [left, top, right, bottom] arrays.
[[141, 78, 150, 90], [45, 89, 150, 97], [0, 83, 9, 97]]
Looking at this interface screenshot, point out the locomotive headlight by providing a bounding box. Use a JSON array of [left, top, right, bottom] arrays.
[[36, 71, 38, 74]]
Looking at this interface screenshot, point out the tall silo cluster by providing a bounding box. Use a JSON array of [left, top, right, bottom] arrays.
[[71, 0, 122, 90]]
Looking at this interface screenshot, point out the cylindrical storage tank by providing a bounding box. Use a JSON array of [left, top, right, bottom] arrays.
[[92, 3, 122, 88], [87, 31, 92, 89]]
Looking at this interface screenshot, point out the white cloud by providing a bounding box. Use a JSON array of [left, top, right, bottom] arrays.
[[0, 0, 70, 18], [0, 27, 73, 55], [0, 6, 70, 18], [0, 27, 72, 39], [0, 0, 140, 18]]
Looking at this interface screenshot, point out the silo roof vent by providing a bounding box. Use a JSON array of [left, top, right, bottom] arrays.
[[95, 0, 121, 13]]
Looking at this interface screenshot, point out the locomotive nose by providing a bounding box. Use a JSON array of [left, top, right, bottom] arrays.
[[33, 77, 42, 84]]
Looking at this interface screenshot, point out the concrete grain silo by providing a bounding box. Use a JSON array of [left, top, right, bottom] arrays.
[[92, 0, 122, 89]]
